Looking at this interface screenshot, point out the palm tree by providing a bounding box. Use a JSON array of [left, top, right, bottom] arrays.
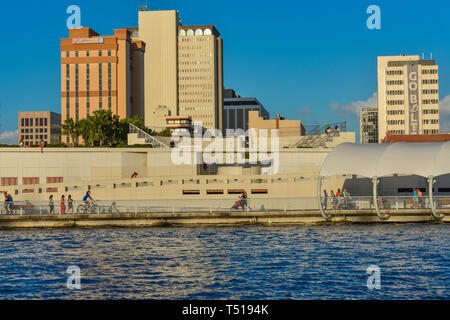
[[61, 118, 79, 147]]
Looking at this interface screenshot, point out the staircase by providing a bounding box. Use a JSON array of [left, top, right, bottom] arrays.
[[128, 124, 171, 148], [291, 122, 347, 148]]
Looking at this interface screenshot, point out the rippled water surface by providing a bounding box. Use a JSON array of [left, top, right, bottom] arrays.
[[0, 225, 448, 299]]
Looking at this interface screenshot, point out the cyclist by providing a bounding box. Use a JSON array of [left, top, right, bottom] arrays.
[[82, 191, 94, 212]]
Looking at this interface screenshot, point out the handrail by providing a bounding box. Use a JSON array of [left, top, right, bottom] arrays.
[[129, 124, 170, 148]]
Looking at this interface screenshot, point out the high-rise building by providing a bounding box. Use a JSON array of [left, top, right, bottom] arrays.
[[360, 108, 378, 143], [18, 111, 61, 146], [223, 89, 269, 132], [377, 54, 439, 140], [60, 27, 145, 126], [138, 10, 224, 132]]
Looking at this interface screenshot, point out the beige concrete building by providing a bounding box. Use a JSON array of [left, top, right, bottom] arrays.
[[138, 10, 224, 132], [60, 27, 145, 137], [360, 108, 378, 143], [377, 55, 439, 140], [248, 110, 305, 137], [18, 111, 61, 146]]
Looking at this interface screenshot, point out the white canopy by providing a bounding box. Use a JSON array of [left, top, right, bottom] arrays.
[[319, 142, 450, 178]]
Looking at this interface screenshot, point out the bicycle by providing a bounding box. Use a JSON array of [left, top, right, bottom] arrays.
[[77, 201, 100, 214]]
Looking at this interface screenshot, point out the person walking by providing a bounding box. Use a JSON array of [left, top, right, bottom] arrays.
[[323, 189, 328, 209], [68, 195, 74, 214], [330, 190, 336, 209], [49, 195, 54, 214], [60, 195, 66, 215], [3, 192, 12, 215], [40, 139, 45, 153], [240, 191, 248, 211]]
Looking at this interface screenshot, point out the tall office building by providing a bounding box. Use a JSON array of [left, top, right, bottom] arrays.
[[360, 108, 378, 143], [60, 27, 145, 126], [377, 54, 439, 140], [138, 10, 224, 132]]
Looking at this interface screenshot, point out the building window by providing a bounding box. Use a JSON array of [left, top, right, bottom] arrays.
[[66, 64, 70, 120], [75, 64, 79, 120], [107, 63, 112, 110], [86, 50, 90, 57], [99, 63, 103, 109], [99, 50, 102, 57], [86, 63, 90, 116], [108, 50, 111, 56], [75, 51, 78, 57]]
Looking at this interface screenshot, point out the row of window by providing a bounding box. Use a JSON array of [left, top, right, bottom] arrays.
[[178, 45, 211, 50], [386, 69, 437, 75], [179, 53, 213, 58], [178, 29, 213, 36], [387, 110, 404, 115], [179, 91, 213, 97], [423, 119, 439, 124], [21, 128, 47, 133], [387, 120, 404, 125], [388, 89, 439, 95], [179, 60, 211, 65], [423, 109, 439, 114], [387, 90, 404, 95], [387, 100, 404, 105], [423, 79, 438, 84], [424, 129, 439, 134], [21, 118, 48, 127], [179, 68, 212, 73], [181, 106, 213, 112], [65, 50, 112, 58], [179, 37, 211, 42], [179, 76, 213, 81], [386, 70, 403, 75], [179, 99, 213, 103], [179, 83, 213, 90], [21, 135, 48, 140], [386, 79, 438, 85], [422, 69, 438, 74], [423, 99, 439, 104]]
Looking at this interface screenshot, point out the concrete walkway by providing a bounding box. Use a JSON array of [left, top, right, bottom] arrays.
[[0, 209, 449, 228]]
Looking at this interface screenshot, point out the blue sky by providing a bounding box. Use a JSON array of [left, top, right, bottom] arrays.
[[1, 0, 450, 143]]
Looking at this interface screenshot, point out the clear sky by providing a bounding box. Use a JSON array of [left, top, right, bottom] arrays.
[[1, 0, 450, 143]]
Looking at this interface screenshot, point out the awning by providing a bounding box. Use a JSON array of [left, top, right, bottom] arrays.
[[319, 142, 450, 178]]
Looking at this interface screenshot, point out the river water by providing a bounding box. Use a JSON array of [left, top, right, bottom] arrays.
[[0, 224, 448, 299]]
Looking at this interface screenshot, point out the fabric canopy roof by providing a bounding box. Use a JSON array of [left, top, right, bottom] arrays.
[[319, 142, 450, 178]]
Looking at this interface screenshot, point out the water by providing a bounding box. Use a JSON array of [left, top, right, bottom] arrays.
[[0, 225, 448, 299]]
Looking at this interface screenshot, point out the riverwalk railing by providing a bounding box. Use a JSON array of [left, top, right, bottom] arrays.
[[1, 196, 449, 216]]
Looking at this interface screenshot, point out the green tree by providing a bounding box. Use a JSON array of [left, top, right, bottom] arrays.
[[61, 118, 79, 147]]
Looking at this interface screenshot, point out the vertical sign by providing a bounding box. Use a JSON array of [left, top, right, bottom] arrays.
[[407, 64, 419, 134]]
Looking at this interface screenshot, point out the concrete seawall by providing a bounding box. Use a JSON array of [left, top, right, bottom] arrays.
[[0, 210, 449, 228]]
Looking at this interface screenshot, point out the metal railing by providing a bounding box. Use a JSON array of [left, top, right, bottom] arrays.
[[1, 195, 448, 216], [129, 124, 170, 148], [292, 121, 347, 148]]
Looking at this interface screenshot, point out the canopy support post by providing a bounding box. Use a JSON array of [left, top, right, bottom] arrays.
[[372, 177, 390, 220], [317, 176, 331, 221], [428, 176, 444, 220]]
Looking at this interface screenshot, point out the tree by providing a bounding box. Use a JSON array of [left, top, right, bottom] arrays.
[[61, 118, 79, 147]]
